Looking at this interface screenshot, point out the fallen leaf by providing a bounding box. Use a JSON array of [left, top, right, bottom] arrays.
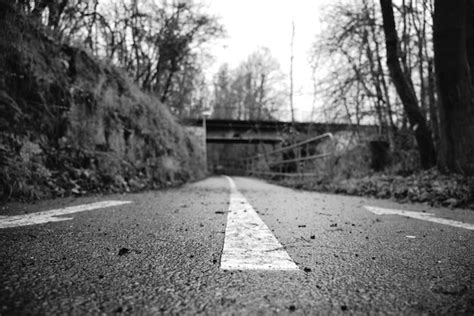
[[118, 247, 130, 256]]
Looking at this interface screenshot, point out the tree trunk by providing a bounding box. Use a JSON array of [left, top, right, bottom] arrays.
[[427, 58, 440, 150], [160, 70, 175, 103], [433, 0, 474, 175], [379, 0, 436, 169], [366, 0, 396, 147], [467, 0, 474, 83], [289, 21, 295, 124], [257, 74, 265, 120]]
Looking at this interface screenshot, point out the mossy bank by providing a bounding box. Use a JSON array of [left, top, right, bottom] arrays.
[[0, 3, 205, 201]]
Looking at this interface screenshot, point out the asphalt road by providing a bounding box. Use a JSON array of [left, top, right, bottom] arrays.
[[1, 176, 473, 315]]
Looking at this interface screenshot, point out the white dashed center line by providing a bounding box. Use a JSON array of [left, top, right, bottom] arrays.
[[365, 206, 474, 230], [220, 176, 298, 270], [0, 200, 132, 229]]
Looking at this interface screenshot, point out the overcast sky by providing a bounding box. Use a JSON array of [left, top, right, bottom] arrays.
[[203, 0, 330, 121]]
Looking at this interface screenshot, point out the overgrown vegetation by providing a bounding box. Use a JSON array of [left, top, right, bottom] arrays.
[[267, 142, 474, 209], [0, 1, 206, 201], [245, 131, 473, 209]]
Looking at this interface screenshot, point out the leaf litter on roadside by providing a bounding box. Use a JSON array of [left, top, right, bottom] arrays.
[[118, 247, 130, 256]]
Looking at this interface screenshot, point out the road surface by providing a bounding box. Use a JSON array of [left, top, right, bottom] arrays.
[[1, 176, 473, 314]]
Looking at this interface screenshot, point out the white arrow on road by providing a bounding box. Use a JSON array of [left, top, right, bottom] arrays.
[[0, 200, 132, 229], [220, 176, 299, 270]]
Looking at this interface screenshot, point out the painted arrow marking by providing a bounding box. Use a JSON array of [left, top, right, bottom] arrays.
[[365, 206, 474, 231], [0, 200, 132, 229], [220, 176, 298, 270]]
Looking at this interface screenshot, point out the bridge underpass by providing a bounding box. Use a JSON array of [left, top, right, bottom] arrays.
[[183, 119, 377, 174]]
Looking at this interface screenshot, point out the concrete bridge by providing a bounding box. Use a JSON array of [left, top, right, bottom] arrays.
[[183, 119, 378, 174], [183, 119, 377, 144]]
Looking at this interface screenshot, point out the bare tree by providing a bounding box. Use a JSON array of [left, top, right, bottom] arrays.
[[211, 48, 287, 121], [310, 1, 401, 130], [379, 0, 436, 169]]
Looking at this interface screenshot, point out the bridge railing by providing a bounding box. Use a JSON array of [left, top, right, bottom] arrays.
[[225, 133, 334, 178]]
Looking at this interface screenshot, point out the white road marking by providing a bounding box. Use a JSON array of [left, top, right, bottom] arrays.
[[220, 176, 298, 270], [365, 206, 474, 231], [0, 200, 132, 229]]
